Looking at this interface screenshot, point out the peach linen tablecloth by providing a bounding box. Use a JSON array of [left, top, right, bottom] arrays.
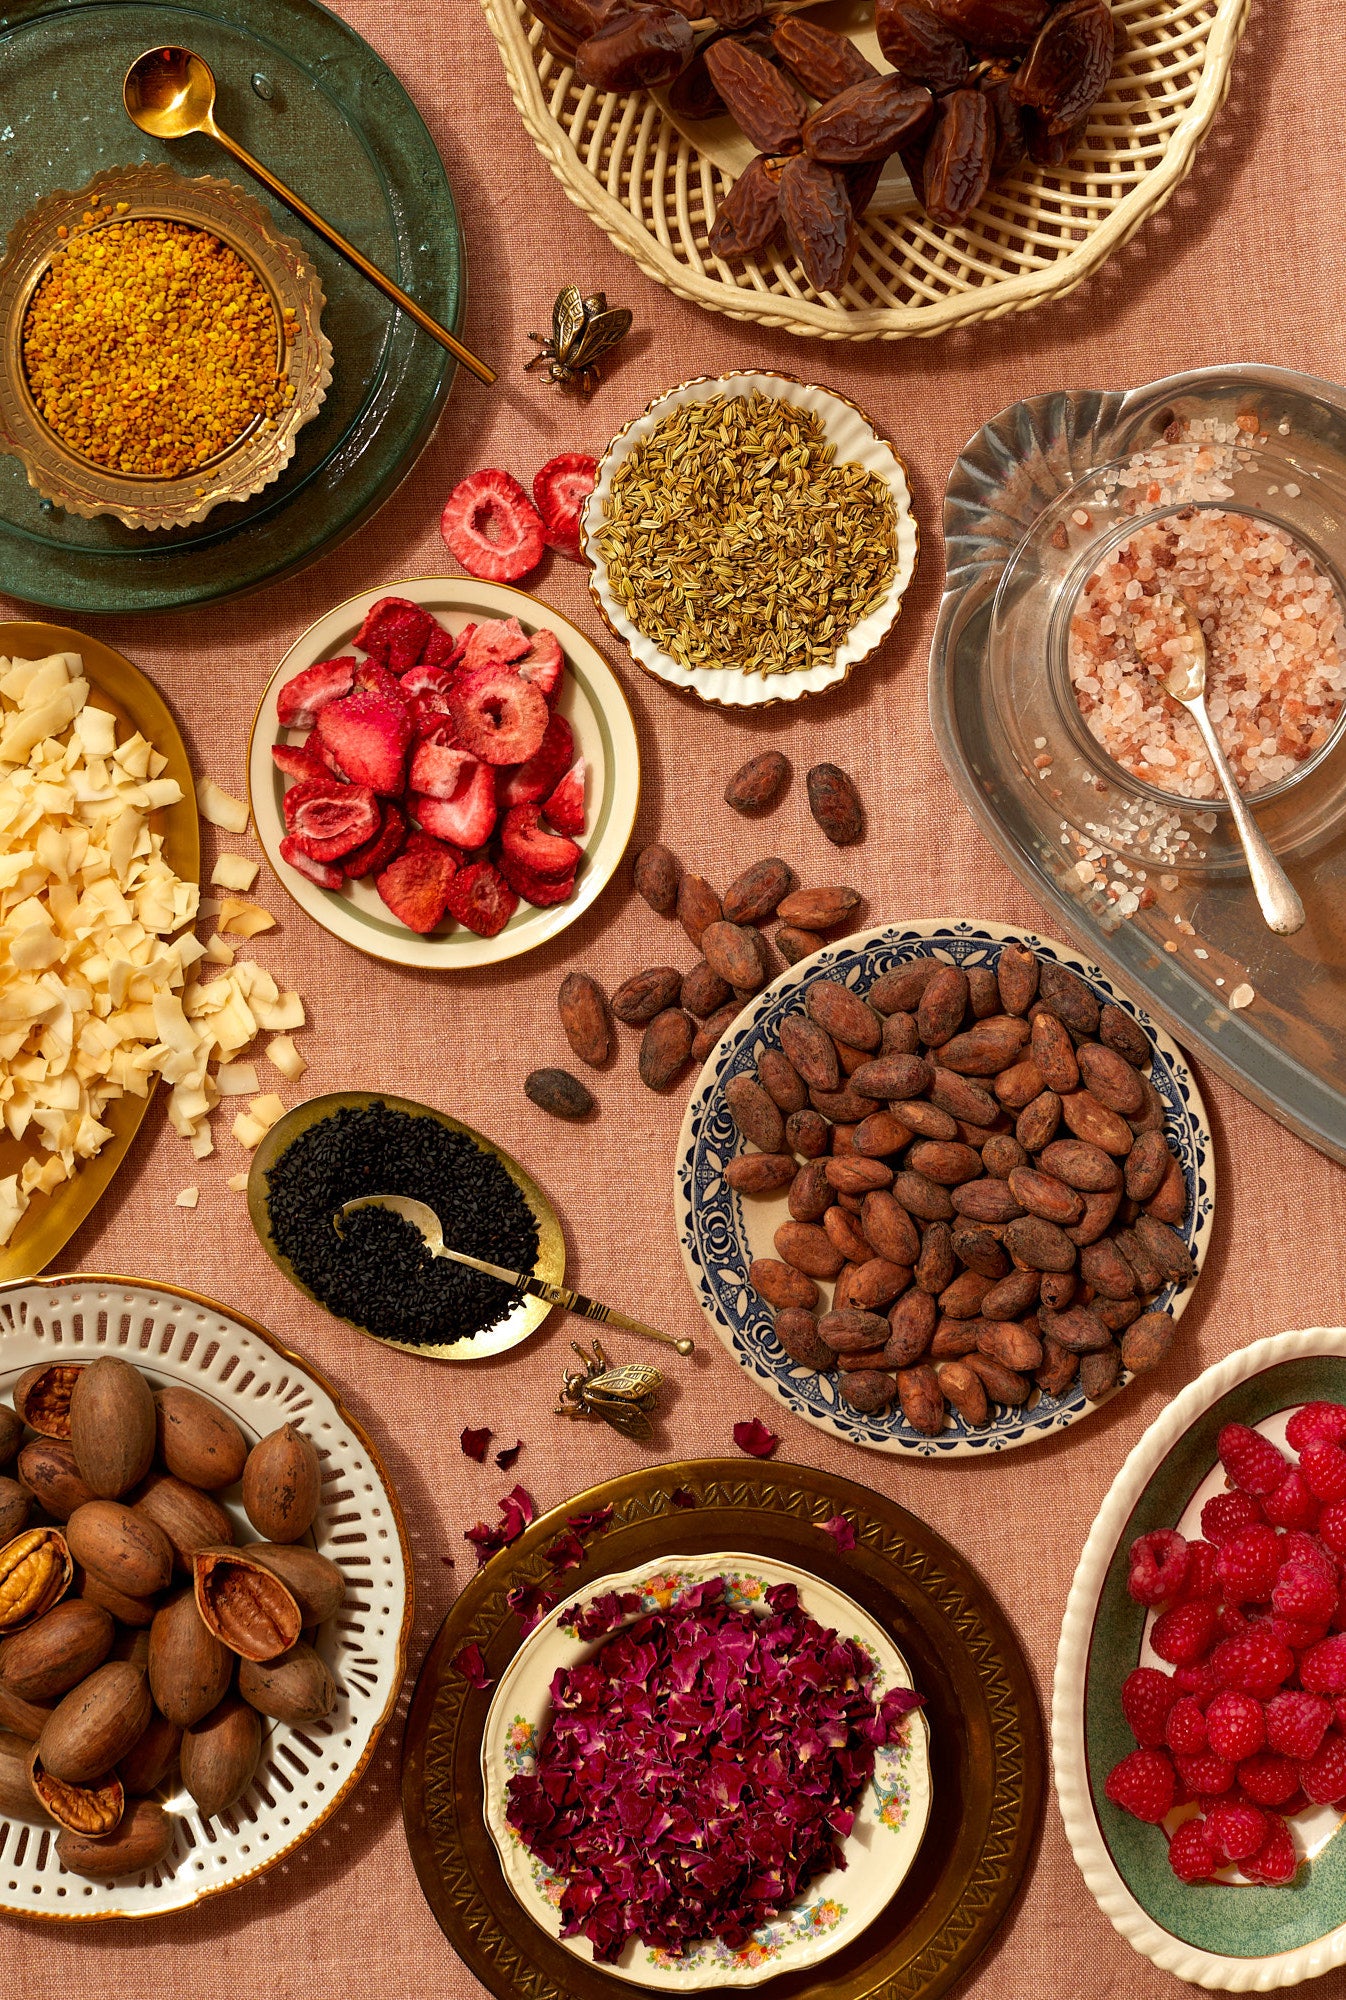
[[3, 0, 1345, 1992]]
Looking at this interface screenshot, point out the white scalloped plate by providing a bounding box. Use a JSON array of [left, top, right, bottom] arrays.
[[481, 1550, 931, 1988], [0, 1275, 412, 1920], [1055, 1327, 1346, 1989]]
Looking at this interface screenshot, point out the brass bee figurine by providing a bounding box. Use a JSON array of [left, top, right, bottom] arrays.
[[556, 1340, 663, 1441], [525, 285, 633, 393]]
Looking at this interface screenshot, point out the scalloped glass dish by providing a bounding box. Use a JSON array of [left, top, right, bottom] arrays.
[[481, 1550, 931, 1989]]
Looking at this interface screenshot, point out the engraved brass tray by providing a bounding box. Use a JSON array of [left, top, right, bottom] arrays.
[[401, 1457, 1042, 2000], [0, 162, 331, 529]]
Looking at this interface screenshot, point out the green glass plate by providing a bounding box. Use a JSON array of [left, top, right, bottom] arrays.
[[0, 0, 463, 612]]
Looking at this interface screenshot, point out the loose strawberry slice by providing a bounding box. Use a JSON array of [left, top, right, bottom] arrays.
[[449, 663, 549, 767], [409, 694, 458, 742], [497, 711, 574, 808], [375, 832, 458, 933], [410, 733, 476, 799], [282, 777, 381, 862], [414, 619, 457, 671], [440, 470, 546, 583], [461, 618, 534, 672], [401, 663, 456, 700], [315, 690, 410, 796], [280, 834, 344, 890], [353, 595, 433, 671], [444, 859, 519, 938], [271, 740, 330, 784], [542, 757, 585, 836], [500, 802, 581, 882], [353, 658, 411, 708], [411, 762, 498, 849], [340, 799, 408, 880], [533, 452, 597, 564], [499, 847, 577, 907], [514, 628, 565, 701], [277, 656, 356, 729]]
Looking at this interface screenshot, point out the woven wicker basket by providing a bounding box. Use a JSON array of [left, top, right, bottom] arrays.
[[481, 0, 1250, 341]]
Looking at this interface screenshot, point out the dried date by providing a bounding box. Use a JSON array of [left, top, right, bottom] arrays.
[[1012, 0, 1114, 134], [704, 38, 805, 155], [772, 16, 876, 98], [980, 64, 1028, 173], [802, 75, 934, 166], [875, 0, 971, 94], [779, 158, 857, 295], [922, 88, 994, 225], [575, 6, 696, 91], [930, 0, 1050, 55], [710, 154, 784, 261]]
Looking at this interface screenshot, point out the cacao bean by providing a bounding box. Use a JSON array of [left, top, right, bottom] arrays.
[[929, 1069, 998, 1125], [701, 921, 764, 991], [774, 1308, 835, 1371], [937, 1360, 989, 1425], [861, 1190, 921, 1265], [780, 1013, 840, 1091], [824, 1206, 872, 1264], [1039, 1137, 1121, 1191], [1129, 1074, 1168, 1134], [939, 1015, 1031, 1075], [1078, 1042, 1145, 1115], [776, 885, 863, 932], [908, 1139, 982, 1186], [950, 1179, 1024, 1224], [981, 1133, 1028, 1179], [939, 1269, 993, 1318], [1124, 1129, 1171, 1203], [611, 966, 682, 1025], [681, 960, 731, 1018], [1032, 1010, 1079, 1092], [892, 1171, 954, 1223], [967, 966, 1000, 1019], [1115, 1226, 1165, 1295], [831, 1265, 866, 1314], [848, 1258, 911, 1310], [149, 1589, 234, 1728], [635, 843, 681, 914], [848, 1052, 931, 1100], [1065, 1185, 1123, 1246], [1040, 1306, 1113, 1353], [978, 1318, 1043, 1373], [775, 1222, 846, 1277], [1015, 1089, 1062, 1153], [885, 1290, 937, 1366], [57, 1797, 173, 1878], [749, 1259, 819, 1310], [1036, 1339, 1079, 1396], [881, 1012, 921, 1056], [963, 1350, 1031, 1404], [805, 979, 881, 1051], [1080, 1238, 1136, 1300], [898, 1364, 945, 1436], [898, 1098, 959, 1140], [805, 762, 864, 845], [851, 1109, 912, 1157], [982, 1269, 1040, 1318], [724, 1074, 786, 1153], [1061, 1089, 1133, 1155], [775, 927, 821, 965], [1133, 1214, 1196, 1281], [916, 965, 968, 1046], [1079, 1343, 1122, 1402], [913, 1220, 957, 1291], [726, 1154, 797, 1195], [1091, 1297, 1145, 1332], [155, 1386, 248, 1493], [180, 1692, 262, 1820], [820, 1308, 890, 1354], [996, 943, 1039, 1016], [756, 1048, 806, 1114], [788, 1160, 833, 1222], [1004, 1214, 1076, 1273], [1100, 1001, 1152, 1069], [723, 857, 795, 924], [677, 873, 722, 946], [868, 962, 937, 1015], [557, 971, 610, 1065], [239, 1641, 336, 1726], [950, 1222, 1010, 1279], [639, 1010, 696, 1090], [931, 1318, 982, 1358], [1007, 1166, 1083, 1225], [1121, 1311, 1176, 1374], [1145, 1155, 1188, 1224], [836, 1371, 896, 1413], [693, 1002, 742, 1061], [786, 1110, 830, 1159], [995, 1058, 1046, 1111], [525, 1068, 594, 1119], [724, 749, 790, 815], [1038, 958, 1101, 1034]]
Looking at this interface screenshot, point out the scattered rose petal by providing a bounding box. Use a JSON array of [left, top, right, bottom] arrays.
[[453, 1641, 493, 1688], [880, 1687, 927, 1724], [669, 1486, 698, 1509], [460, 1426, 493, 1462], [508, 1579, 561, 1634], [567, 1505, 614, 1537], [440, 1555, 456, 1569], [495, 1440, 524, 1470], [545, 1530, 585, 1573], [819, 1514, 856, 1551], [732, 1417, 779, 1459], [465, 1485, 538, 1566]]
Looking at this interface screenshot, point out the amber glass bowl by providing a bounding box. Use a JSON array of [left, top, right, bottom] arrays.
[[0, 163, 331, 531]]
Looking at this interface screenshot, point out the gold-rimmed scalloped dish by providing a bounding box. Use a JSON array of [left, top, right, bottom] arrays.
[[247, 1089, 566, 1362], [0, 163, 331, 530], [582, 370, 918, 709]]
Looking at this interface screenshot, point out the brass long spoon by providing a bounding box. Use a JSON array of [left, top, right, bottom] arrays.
[[337, 1195, 694, 1356], [123, 46, 496, 385]]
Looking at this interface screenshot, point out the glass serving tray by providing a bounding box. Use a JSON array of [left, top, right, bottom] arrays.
[[929, 364, 1346, 1166], [0, 0, 464, 612]]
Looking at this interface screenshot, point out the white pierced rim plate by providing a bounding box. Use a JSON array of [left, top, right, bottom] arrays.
[[674, 920, 1214, 1458], [582, 371, 919, 708], [1055, 1327, 1346, 1991], [0, 1274, 412, 1919], [480, 1549, 931, 1989], [248, 575, 640, 968]]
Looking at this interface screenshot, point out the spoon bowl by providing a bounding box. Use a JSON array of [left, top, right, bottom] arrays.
[[123, 46, 219, 140]]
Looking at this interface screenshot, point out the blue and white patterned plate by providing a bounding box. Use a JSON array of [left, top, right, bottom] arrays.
[[674, 921, 1214, 1458]]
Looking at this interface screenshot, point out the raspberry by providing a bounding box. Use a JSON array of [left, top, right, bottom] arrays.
[[1206, 1691, 1265, 1762], [1300, 1633, 1346, 1694], [1216, 1525, 1282, 1604], [1174, 1750, 1236, 1796], [1255, 1613, 1329, 1651], [1272, 1561, 1338, 1624], [1174, 1662, 1220, 1701], [1265, 1689, 1331, 1760], [1165, 1696, 1209, 1756], [1211, 1631, 1295, 1696], [1121, 1667, 1180, 1747], [1285, 1402, 1346, 1453], [1179, 1540, 1220, 1601], [1333, 1697, 1346, 1733], [1105, 1747, 1176, 1823], [1238, 1753, 1301, 1806], [1218, 1422, 1291, 1498], [1317, 1500, 1346, 1557], [1242, 1813, 1298, 1884], [1300, 1439, 1346, 1503], [1201, 1490, 1265, 1546], [1205, 1799, 1265, 1861], [1168, 1819, 1218, 1883], [1300, 1730, 1346, 1803], [1152, 1599, 1220, 1667], [1127, 1529, 1191, 1606], [1262, 1469, 1319, 1531], [1217, 1605, 1251, 1640]]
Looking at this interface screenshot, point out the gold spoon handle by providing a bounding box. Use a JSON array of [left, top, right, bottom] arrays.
[[204, 120, 496, 385], [435, 1245, 693, 1356], [1186, 694, 1306, 936]]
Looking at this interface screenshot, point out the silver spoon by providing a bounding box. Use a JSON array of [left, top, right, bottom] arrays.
[[336, 1195, 694, 1356], [1146, 593, 1305, 937]]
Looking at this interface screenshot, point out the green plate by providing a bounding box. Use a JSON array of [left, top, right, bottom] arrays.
[[0, 0, 463, 612]]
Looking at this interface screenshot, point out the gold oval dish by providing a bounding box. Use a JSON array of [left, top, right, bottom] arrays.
[[248, 1089, 566, 1362], [0, 163, 331, 530]]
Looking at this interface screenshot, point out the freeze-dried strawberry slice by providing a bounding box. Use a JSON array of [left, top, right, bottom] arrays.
[[444, 859, 519, 938], [353, 595, 433, 671], [409, 694, 458, 743], [450, 664, 549, 767], [411, 733, 477, 802], [280, 835, 344, 889], [440, 470, 546, 583], [461, 618, 533, 671], [498, 712, 574, 809], [315, 691, 410, 796], [533, 452, 597, 563], [514, 628, 565, 700], [272, 741, 330, 784], [402, 663, 456, 701], [282, 777, 380, 862], [340, 800, 408, 880], [354, 658, 411, 707], [543, 758, 586, 836], [501, 803, 580, 882], [375, 832, 458, 933], [414, 619, 458, 672], [499, 847, 577, 908], [277, 656, 356, 729], [410, 751, 498, 849]]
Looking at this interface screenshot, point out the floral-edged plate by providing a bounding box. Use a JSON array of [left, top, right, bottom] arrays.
[[1055, 1328, 1346, 1991], [481, 1550, 931, 1989], [675, 920, 1214, 1458]]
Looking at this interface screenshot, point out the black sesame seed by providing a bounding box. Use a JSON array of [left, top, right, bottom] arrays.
[[264, 1102, 540, 1347]]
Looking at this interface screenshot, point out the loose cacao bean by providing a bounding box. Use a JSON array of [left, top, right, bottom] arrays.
[[1065, 1185, 1123, 1246], [893, 1172, 955, 1223], [724, 749, 790, 815], [557, 971, 610, 1065], [929, 1069, 999, 1125], [611, 967, 682, 1025], [1007, 1166, 1084, 1225], [938, 1015, 1031, 1075], [869, 962, 937, 1015], [1015, 1089, 1062, 1153], [639, 1009, 696, 1090], [982, 1268, 1040, 1318], [805, 763, 864, 845], [1079, 1343, 1122, 1402], [774, 1308, 835, 1370], [723, 857, 796, 924], [635, 843, 681, 914], [525, 1068, 595, 1120], [677, 873, 722, 946], [861, 1190, 922, 1265], [995, 1058, 1047, 1111]]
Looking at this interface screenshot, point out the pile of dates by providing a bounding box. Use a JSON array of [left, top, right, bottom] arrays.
[[733, 944, 1195, 1435], [0, 1356, 340, 1880], [528, 0, 1117, 294]]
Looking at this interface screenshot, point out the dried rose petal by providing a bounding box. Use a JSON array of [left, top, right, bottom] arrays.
[[440, 1554, 456, 1569], [460, 1425, 493, 1461], [495, 1440, 524, 1469], [508, 1579, 561, 1634], [454, 1641, 493, 1688], [669, 1487, 698, 1509], [546, 1530, 586, 1573], [820, 1513, 856, 1551], [881, 1687, 927, 1724], [732, 1417, 780, 1459], [568, 1505, 615, 1537]]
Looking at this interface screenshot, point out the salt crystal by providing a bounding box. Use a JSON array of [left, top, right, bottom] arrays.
[[1284, 482, 1301, 497], [1164, 940, 1179, 952], [1229, 983, 1255, 1010], [1034, 736, 1048, 749], [1194, 948, 1208, 959]]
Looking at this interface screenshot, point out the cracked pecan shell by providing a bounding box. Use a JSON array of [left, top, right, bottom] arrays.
[[12, 1362, 85, 1440], [28, 1745, 125, 1836], [0, 1528, 72, 1634], [193, 1547, 302, 1663]]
